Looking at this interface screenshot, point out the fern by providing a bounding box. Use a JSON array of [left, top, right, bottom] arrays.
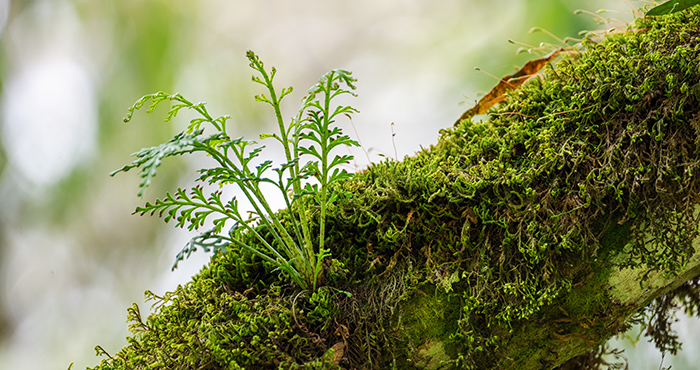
[[111, 51, 360, 291]]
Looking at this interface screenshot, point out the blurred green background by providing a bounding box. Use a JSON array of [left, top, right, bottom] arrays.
[[0, 0, 697, 369]]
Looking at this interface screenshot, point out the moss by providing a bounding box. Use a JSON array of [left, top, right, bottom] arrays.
[[89, 260, 345, 369], [91, 7, 700, 370], [333, 8, 700, 367]]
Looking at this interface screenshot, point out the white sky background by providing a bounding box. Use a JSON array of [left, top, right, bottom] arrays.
[[0, 1, 697, 369]]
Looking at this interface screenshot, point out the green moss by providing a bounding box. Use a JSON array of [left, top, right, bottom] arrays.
[[91, 7, 700, 370], [331, 8, 700, 367], [89, 259, 344, 369]]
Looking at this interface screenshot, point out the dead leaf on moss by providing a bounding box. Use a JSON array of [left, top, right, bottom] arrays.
[[454, 48, 564, 126], [330, 342, 345, 365]]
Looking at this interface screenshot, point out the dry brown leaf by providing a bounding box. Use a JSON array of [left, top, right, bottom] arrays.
[[454, 48, 564, 126], [330, 342, 345, 365]]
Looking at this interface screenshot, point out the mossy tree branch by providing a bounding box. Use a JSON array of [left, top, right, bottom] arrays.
[[91, 8, 700, 370]]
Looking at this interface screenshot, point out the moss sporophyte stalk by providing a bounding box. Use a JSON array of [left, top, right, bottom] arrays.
[[97, 7, 700, 370]]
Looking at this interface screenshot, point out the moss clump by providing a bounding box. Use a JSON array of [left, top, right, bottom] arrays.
[[91, 7, 700, 370], [89, 262, 344, 369], [327, 7, 700, 367]]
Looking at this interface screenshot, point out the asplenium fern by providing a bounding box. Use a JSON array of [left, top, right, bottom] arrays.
[[110, 51, 359, 291]]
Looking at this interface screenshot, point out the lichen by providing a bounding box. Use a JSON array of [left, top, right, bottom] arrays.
[[91, 7, 700, 370], [414, 340, 451, 369], [609, 234, 700, 306]]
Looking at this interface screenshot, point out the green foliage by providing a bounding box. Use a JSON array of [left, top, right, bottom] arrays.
[[110, 51, 360, 291], [647, 0, 700, 16], [88, 273, 342, 370]]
